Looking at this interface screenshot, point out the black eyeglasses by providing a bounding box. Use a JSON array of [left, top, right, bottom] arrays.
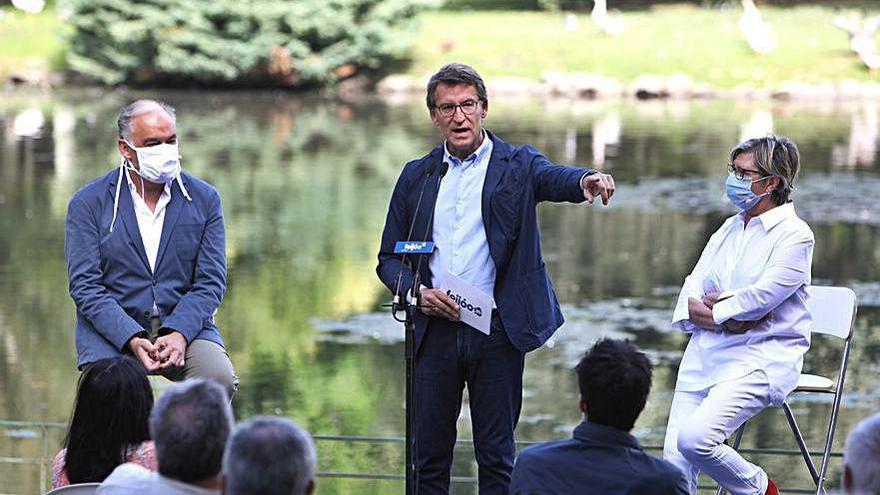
[[727, 163, 765, 181], [435, 100, 479, 118]]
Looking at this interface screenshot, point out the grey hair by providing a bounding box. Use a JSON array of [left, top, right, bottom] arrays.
[[223, 416, 317, 495], [844, 413, 880, 495], [149, 379, 233, 483], [117, 99, 176, 142], [426, 63, 488, 112], [729, 133, 800, 205]]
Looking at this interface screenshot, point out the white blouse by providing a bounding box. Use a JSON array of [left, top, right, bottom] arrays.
[[671, 203, 815, 405]]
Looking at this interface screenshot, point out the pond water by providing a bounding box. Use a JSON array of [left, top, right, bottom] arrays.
[[1, 90, 879, 494]]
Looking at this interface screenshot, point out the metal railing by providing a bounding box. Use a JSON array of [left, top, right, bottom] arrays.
[[2, 422, 843, 494]]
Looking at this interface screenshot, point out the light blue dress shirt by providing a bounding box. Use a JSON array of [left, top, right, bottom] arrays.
[[429, 132, 497, 300]]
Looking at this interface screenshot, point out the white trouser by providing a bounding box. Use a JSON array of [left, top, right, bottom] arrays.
[[663, 370, 773, 495]]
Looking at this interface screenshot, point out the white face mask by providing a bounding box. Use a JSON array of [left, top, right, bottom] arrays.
[[124, 140, 181, 184]]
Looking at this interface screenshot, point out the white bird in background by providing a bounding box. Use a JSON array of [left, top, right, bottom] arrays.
[[740, 110, 774, 144], [565, 13, 579, 32], [10, 0, 46, 15], [13, 108, 45, 139], [591, 0, 624, 36], [592, 112, 621, 168], [739, 0, 776, 55], [834, 13, 880, 72]]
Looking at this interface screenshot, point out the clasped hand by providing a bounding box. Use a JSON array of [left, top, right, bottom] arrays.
[[702, 291, 768, 334], [128, 331, 186, 372]]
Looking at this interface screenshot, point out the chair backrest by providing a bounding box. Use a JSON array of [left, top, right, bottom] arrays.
[[807, 286, 858, 339], [44, 483, 100, 495]]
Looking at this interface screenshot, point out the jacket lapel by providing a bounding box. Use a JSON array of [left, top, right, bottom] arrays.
[[481, 132, 506, 251], [110, 174, 151, 273], [154, 178, 186, 271], [420, 149, 445, 243]]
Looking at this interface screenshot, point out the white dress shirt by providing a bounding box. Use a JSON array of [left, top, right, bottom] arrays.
[[125, 171, 172, 273], [429, 132, 497, 299], [671, 202, 815, 405]]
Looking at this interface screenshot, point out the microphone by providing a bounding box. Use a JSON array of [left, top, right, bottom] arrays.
[[411, 162, 449, 308], [391, 162, 439, 313]]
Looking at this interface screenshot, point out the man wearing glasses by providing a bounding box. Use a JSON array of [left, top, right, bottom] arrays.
[[377, 63, 615, 494]]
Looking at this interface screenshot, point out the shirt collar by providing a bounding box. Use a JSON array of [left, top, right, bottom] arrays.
[[124, 169, 172, 199], [443, 130, 491, 169], [572, 420, 641, 450], [756, 202, 796, 231]]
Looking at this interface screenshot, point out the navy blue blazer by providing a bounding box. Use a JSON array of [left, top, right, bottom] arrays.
[[65, 169, 226, 368], [377, 132, 589, 353], [510, 421, 688, 495]]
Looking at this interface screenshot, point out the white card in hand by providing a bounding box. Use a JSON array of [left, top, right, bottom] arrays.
[[440, 270, 494, 335]]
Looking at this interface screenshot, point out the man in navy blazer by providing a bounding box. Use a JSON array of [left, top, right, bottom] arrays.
[[510, 339, 688, 495], [65, 100, 236, 397], [376, 64, 615, 494]]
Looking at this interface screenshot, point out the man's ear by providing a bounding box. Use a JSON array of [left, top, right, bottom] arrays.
[[429, 108, 441, 128], [579, 397, 586, 415], [118, 139, 136, 165], [306, 479, 316, 495]]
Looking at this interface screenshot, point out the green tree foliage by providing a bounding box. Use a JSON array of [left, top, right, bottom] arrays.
[[65, 0, 437, 87]]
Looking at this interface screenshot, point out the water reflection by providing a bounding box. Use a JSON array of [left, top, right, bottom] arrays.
[[1, 91, 879, 493]]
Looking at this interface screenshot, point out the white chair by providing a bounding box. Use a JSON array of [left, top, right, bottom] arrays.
[[717, 285, 858, 495], [44, 483, 100, 495]]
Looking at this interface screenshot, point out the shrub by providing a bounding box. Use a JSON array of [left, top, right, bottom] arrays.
[[65, 0, 437, 87]]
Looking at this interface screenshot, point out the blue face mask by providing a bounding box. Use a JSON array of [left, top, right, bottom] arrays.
[[725, 173, 772, 211]]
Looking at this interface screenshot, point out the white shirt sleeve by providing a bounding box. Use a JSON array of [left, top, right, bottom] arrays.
[[672, 223, 729, 333], [712, 233, 814, 324]]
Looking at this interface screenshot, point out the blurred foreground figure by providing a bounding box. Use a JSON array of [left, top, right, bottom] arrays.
[[222, 416, 317, 495], [510, 339, 688, 495], [98, 379, 233, 495], [663, 135, 813, 495], [843, 413, 880, 495], [53, 356, 157, 488]]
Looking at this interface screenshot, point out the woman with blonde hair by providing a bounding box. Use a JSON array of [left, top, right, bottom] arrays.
[[663, 135, 814, 495]]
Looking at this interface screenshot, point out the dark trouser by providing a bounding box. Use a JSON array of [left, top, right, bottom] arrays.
[[149, 317, 239, 399], [415, 313, 525, 495]]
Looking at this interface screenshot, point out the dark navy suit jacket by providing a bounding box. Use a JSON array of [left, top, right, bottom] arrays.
[[377, 132, 590, 353], [510, 421, 689, 495], [65, 169, 226, 368]]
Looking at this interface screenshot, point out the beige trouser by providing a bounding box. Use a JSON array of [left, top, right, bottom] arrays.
[[149, 317, 239, 399]]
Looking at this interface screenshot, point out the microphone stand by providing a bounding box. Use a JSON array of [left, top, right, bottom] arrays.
[[385, 162, 437, 495], [392, 162, 447, 495]]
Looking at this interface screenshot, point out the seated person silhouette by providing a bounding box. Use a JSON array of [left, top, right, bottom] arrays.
[[510, 339, 687, 495]]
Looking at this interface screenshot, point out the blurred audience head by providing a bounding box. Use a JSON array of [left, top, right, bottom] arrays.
[[150, 378, 233, 484], [575, 338, 653, 432], [63, 356, 153, 483], [844, 413, 880, 495], [222, 416, 317, 495]]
